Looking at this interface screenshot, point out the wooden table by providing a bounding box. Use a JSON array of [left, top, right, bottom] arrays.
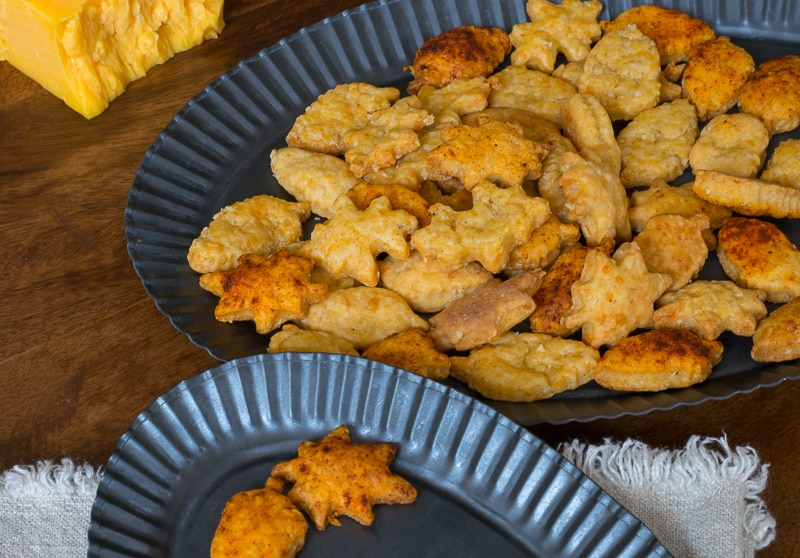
[[1, 0, 797, 555]]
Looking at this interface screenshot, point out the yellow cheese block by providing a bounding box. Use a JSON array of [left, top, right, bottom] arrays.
[[0, 0, 225, 119]]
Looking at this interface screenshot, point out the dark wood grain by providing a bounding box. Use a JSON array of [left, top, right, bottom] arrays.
[[0, 1, 796, 556]]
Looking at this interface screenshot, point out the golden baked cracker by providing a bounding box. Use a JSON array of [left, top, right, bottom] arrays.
[[634, 214, 709, 292], [270, 147, 359, 219], [530, 243, 594, 337], [716, 216, 800, 303], [210, 477, 308, 558], [760, 138, 800, 189], [561, 93, 621, 175], [267, 324, 360, 356], [738, 55, 800, 135], [343, 96, 433, 177], [188, 194, 311, 274], [552, 60, 584, 88], [505, 214, 581, 273], [297, 195, 417, 287], [692, 170, 800, 219], [628, 179, 731, 242], [199, 250, 327, 335], [537, 140, 577, 222], [346, 182, 431, 227], [449, 332, 599, 402], [462, 106, 567, 147], [362, 126, 445, 190], [751, 298, 800, 362], [410, 181, 551, 273], [561, 242, 672, 348], [600, 5, 716, 64], [577, 26, 661, 121], [552, 151, 631, 247], [428, 270, 545, 352], [424, 119, 549, 190], [509, 0, 602, 73], [297, 286, 429, 351], [688, 113, 770, 178], [488, 65, 577, 127], [361, 328, 451, 381], [416, 180, 473, 212], [406, 25, 511, 93], [682, 37, 754, 121], [654, 280, 767, 341], [286, 83, 400, 154], [416, 76, 495, 126], [271, 425, 417, 530], [594, 329, 723, 391], [378, 250, 493, 314], [617, 99, 699, 188]]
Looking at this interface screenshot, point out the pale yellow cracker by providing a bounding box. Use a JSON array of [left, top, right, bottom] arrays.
[[692, 170, 800, 219], [488, 65, 577, 128], [188, 195, 311, 274], [654, 280, 767, 341], [751, 298, 800, 362], [416, 76, 495, 126], [343, 96, 433, 177], [594, 329, 723, 391], [378, 250, 493, 314], [362, 127, 444, 190], [297, 195, 417, 287], [268, 324, 360, 356], [561, 242, 672, 348], [628, 179, 731, 240], [449, 332, 600, 402], [577, 26, 661, 121], [760, 139, 800, 188], [270, 147, 359, 219], [297, 287, 429, 351], [286, 83, 400, 154], [551, 151, 631, 247], [634, 214, 709, 292], [410, 181, 551, 273], [509, 0, 602, 73], [688, 113, 770, 178], [561, 93, 621, 175], [424, 119, 549, 190], [617, 98, 698, 188]]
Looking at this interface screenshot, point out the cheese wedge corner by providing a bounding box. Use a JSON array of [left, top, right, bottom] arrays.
[[0, 0, 225, 119]]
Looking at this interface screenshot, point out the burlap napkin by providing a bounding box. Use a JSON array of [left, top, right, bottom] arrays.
[[0, 436, 775, 558]]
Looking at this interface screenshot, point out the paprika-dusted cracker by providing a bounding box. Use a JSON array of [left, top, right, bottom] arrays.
[[594, 329, 723, 391], [271, 425, 417, 530], [210, 477, 308, 558], [199, 250, 327, 335], [361, 328, 451, 381]]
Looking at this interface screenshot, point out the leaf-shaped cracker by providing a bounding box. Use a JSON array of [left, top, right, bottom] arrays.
[[297, 195, 417, 286], [410, 181, 551, 273], [562, 242, 672, 348], [271, 425, 417, 530], [199, 250, 327, 334]]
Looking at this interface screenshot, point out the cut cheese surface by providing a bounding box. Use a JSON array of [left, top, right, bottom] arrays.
[[0, 0, 225, 119]]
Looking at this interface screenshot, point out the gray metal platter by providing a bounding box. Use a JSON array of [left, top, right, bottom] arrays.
[[125, 0, 800, 425], [87, 352, 671, 557]]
